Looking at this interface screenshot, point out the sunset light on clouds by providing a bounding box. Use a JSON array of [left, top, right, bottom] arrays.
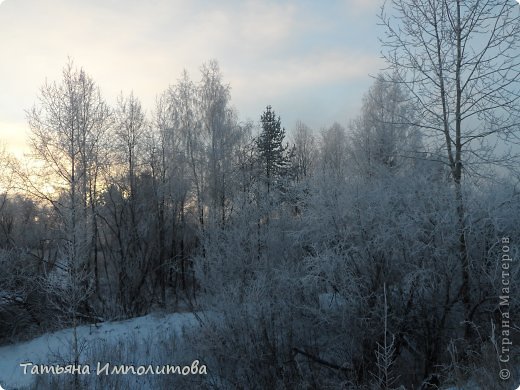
[[0, 0, 382, 157]]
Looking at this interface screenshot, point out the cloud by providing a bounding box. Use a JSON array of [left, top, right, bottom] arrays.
[[0, 0, 382, 154], [344, 0, 382, 15], [0, 121, 30, 158], [225, 52, 383, 129]]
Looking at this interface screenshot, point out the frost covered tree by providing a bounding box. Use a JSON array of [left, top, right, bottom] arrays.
[[380, 0, 520, 339], [149, 73, 198, 304], [141, 62, 248, 304], [319, 122, 348, 179], [199, 61, 237, 225], [349, 74, 422, 177], [26, 60, 110, 326], [0, 145, 14, 247], [256, 105, 289, 193], [114, 92, 146, 202], [290, 120, 317, 182], [99, 91, 152, 314]]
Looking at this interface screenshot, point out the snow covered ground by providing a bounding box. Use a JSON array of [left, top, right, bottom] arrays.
[[0, 310, 517, 389], [0, 311, 201, 389]]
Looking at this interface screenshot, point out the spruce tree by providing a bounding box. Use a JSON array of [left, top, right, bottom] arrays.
[[256, 105, 289, 193]]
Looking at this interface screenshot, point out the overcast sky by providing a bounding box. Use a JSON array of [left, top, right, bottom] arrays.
[[0, 0, 384, 157]]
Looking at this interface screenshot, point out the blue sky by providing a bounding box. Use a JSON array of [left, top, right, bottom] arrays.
[[0, 0, 384, 156]]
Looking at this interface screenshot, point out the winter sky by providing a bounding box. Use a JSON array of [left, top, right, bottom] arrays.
[[0, 0, 383, 157]]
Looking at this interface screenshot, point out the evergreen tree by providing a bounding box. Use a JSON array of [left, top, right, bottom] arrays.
[[256, 105, 289, 192]]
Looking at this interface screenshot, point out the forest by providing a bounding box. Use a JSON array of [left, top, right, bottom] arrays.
[[0, 0, 519, 389]]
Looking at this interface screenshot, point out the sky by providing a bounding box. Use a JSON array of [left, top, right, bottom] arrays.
[[0, 0, 384, 157]]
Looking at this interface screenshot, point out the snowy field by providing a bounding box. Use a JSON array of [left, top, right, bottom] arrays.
[[0, 310, 516, 389], [0, 312, 202, 389]]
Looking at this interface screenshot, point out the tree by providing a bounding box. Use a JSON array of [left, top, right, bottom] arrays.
[[114, 92, 146, 202], [150, 73, 196, 304], [0, 145, 15, 248], [26, 61, 111, 373], [319, 122, 348, 179], [100, 91, 151, 314], [27, 60, 111, 294], [256, 105, 289, 193], [349, 73, 422, 177], [380, 0, 520, 340], [290, 120, 317, 182], [150, 63, 247, 301], [198, 61, 247, 226]]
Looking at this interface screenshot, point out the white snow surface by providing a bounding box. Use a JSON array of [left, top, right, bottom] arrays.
[[0, 311, 200, 389]]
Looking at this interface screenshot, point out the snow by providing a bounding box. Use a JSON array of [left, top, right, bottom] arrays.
[[0, 311, 200, 389]]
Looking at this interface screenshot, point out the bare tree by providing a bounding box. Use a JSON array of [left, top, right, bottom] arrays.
[[198, 60, 244, 226], [98, 92, 151, 314], [26, 60, 111, 344], [114, 92, 146, 201], [319, 122, 349, 179], [290, 120, 317, 182], [348, 73, 422, 177], [380, 0, 520, 339], [149, 71, 199, 304], [0, 145, 15, 248], [27, 60, 111, 277]]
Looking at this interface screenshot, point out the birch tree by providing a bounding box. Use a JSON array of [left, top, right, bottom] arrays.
[[349, 74, 422, 177], [26, 60, 111, 325], [320, 122, 348, 179], [100, 92, 151, 314], [0, 145, 15, 248], [290, 120, 316, 182], [380, 0, 520, 339]]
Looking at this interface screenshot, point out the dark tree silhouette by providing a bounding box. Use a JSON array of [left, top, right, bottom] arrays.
[[256, 105, 289, 193]]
